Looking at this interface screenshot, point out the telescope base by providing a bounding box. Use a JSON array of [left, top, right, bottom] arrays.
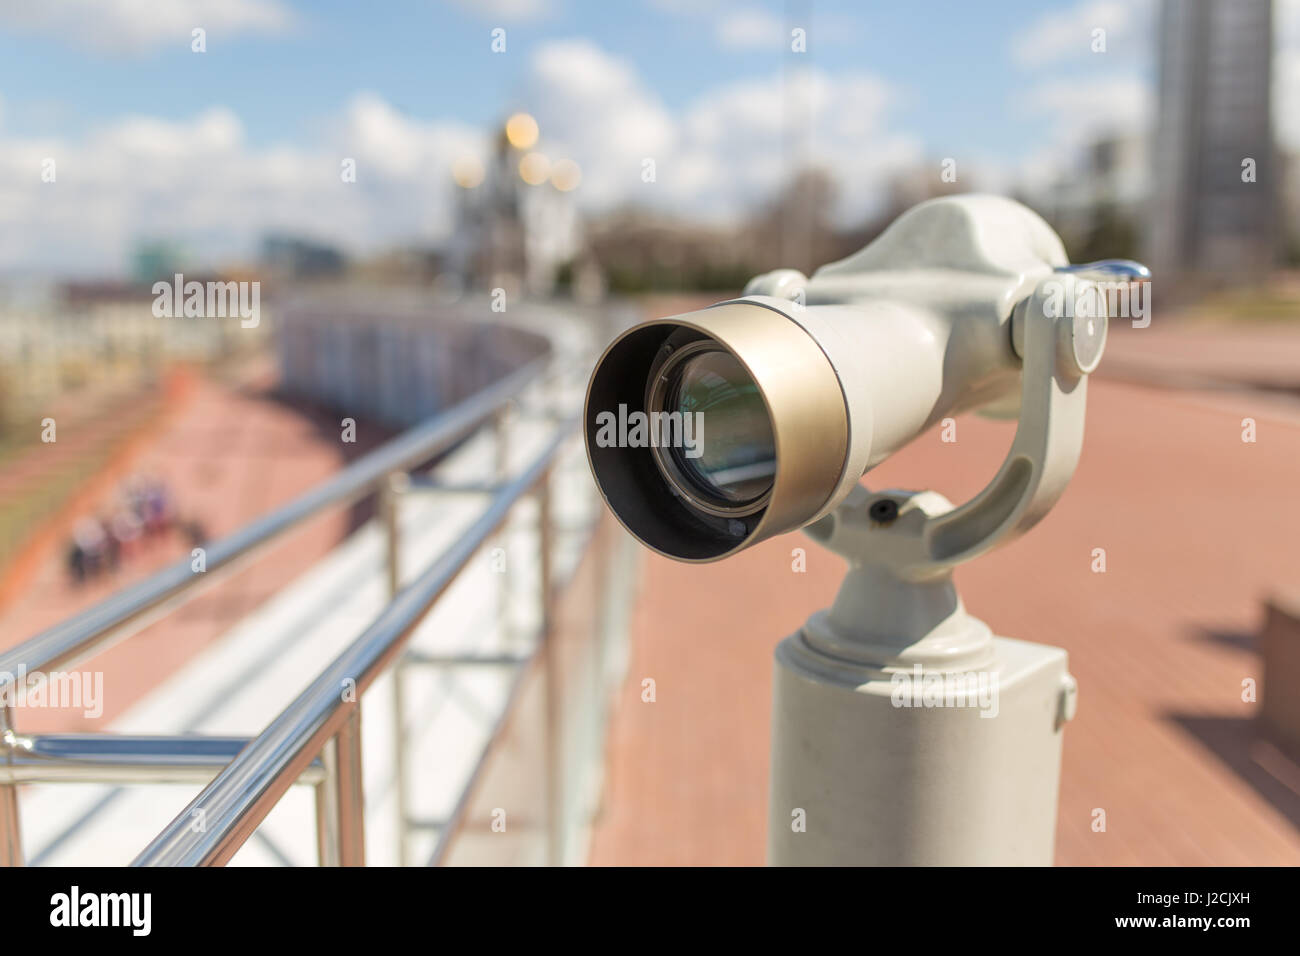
[[768, 629, 1073, 866]]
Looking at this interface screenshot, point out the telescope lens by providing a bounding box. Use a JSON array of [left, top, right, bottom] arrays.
[[664, 349, 775, 507], [585, 305, 850, 561]]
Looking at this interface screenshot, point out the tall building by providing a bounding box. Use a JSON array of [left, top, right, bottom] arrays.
[[1146, 0, 1277, 287]]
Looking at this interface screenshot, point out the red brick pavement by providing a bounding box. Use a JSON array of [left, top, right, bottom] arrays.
[[1102, 320, 1300, 391], [588, 375, 1300, 866], [0, 363, 393, 733]]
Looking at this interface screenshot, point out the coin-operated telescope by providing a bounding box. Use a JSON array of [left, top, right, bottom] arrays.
[[585, 194, 1148, 865]]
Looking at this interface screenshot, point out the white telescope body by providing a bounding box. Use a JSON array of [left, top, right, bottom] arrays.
[[584, 194, 1142, 865], [585, 195, 1105, 563]]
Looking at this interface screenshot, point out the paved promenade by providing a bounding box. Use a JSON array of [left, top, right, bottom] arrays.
[[0, 361, 393, 732]]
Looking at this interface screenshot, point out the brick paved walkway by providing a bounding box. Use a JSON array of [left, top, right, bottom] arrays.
[[0, 362, 393, 732]]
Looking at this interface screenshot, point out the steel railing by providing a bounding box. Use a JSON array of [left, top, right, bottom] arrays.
[[0, 355, 547, 681], [0, 350, 600, 866], [133, 421, 572, 866]]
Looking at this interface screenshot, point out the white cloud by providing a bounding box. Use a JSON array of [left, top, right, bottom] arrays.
[[647, 0, 729, 14], [0, 0, 293, 53], [717, 9, 783, 50], [1011, 0, 1151, 69], [0, 39, 919, 274], [446, 0, 552, 22], [1012, 74, 1152, 196], [1020, 74, 1152, 140], [654, 1, 853, 52], [674, 70, 918, 222], [335, 93, 483, 179], [526, 39, 919, 225], [526, 40, 678, 208], [1008, 0, 1157, 200], [0, 97, 486, 274]]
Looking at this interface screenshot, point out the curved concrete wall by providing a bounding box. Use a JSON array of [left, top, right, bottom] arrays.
[[275, 298, 551, 428]]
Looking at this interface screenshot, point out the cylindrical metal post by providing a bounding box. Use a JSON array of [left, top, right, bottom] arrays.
[[392, 662, 410, 867], [314, 777, 335, 867], [494, 405, 514, 650], [316, 709, 365, 867], [0, 705, 23, 867], [381, 472, 406, 597], [493, 404, 512, 479], [537, 481, 563, 866], [381, 471, 410, 866]]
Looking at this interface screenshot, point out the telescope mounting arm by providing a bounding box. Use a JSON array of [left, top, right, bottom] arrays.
[[809, 263, 1141, 584]]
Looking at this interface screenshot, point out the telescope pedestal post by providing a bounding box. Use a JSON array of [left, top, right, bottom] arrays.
[[767, 485, 1078, 866]]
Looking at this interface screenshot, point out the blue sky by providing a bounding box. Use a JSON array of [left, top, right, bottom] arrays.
[[7, 0, 1288, 276], [0, 0, 1153, 161]]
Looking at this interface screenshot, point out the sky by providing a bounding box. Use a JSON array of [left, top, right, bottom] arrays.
[[0, 0, 1295, 276]]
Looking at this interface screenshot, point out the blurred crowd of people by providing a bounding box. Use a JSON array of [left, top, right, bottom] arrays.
[[65, 475, 208, 584]]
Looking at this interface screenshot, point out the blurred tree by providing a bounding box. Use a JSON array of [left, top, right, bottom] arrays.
[[586, 205, 760, 294], [1069, 202, 1141, 264], [748, 168, 838, 276]]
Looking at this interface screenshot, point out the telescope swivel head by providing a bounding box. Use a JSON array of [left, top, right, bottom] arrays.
[[585, 194, 1148, 574]]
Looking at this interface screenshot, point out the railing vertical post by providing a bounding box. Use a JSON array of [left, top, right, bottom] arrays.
[[392, 662, 410, 867], [381, 472, 406, 597], [548, 367, 565, 421], [316, 708, 365, 867], [382, 471, 411, 866], [336, 709, 366, 866], [494, 404, 514, 649], [314, 776, 336, 866], [537, 479, 562, 866], [0, 705, 22, 867], [493, 403, 511, 478]]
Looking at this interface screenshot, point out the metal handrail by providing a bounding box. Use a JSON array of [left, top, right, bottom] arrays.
[[0, 735, 327, 786], [0, 352, 559, 867], [0, 355, 548, 686], [132, 418, 575, 866]]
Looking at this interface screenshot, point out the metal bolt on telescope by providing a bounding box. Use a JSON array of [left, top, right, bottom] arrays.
[[584, 194, 1149, 865]]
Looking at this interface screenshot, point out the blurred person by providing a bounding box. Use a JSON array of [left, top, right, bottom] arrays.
[[135, 475, 173, 540], [65, 539, 87, 585], [109, 507, 143, 562], [97, 513, 121, 574], [70, 516, 107, 582], [180, 517, 209, 550]]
